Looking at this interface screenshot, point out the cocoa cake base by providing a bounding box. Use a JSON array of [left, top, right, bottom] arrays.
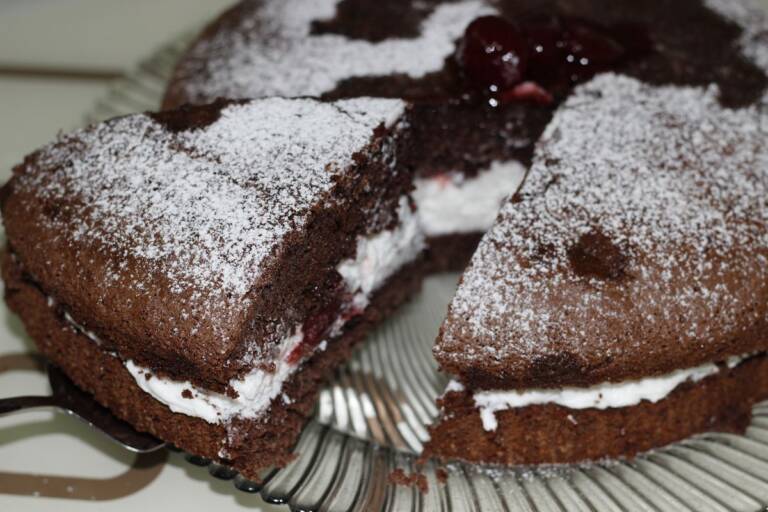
[[424, 354, 768, 466], [425, 233, 483, 273], [2, 250, 425, 480]]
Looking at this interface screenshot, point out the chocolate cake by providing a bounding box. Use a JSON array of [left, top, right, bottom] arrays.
[[3, 0, 768, 477], [158, 0, 768, 465], [161, 0, 768, 466], [1, 97, 429, 478]]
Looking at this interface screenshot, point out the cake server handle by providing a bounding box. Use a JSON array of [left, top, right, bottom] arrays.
[[0, 395, 57, 415], [0, 365, 165, 453]]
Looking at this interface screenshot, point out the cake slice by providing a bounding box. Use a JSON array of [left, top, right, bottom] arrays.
[[425, 73, 768, 464], [1, 97, 426, 479]]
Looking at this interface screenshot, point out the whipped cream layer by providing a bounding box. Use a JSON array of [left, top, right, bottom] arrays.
[[446, 354, 753, 431], [122, 197, 425, 424], [126, 329, 304, 423], [339, 196, 424, 306], [412, 160, 526, 237]]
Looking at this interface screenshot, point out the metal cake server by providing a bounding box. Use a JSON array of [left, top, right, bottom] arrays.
[[0, 363, 165, 454]]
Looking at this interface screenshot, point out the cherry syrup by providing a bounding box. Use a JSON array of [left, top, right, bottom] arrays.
[[457, 15, 651, 106], [285, 294, 364, 365]]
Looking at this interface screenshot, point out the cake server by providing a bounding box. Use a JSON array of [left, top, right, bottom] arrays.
[[0, 363, 165, 454]]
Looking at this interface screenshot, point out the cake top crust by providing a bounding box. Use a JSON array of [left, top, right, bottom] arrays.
[[2, 97, 405, 372], [164, 0, 768, 109], [165, 0, 493, 104], [435, 73, 768, 389]]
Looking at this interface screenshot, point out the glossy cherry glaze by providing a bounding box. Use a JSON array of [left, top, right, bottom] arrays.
[[458, 15, 650, 105], [458, 16, 529, 92], [525, 16, 625, 88]]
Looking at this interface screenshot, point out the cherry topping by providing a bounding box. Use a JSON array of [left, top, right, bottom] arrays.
[[457, 15, 636, 105], [501, 81, 554, 105], [524, 16, 625, 87], [458, 16, 529, 92]]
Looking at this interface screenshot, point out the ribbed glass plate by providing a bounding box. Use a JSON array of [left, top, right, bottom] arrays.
[[83, 35, 768, 512]]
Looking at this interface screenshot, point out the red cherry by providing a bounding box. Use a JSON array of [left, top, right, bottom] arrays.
[[501, 81, 554, 105], [302, 306, 337, 348], [458, 16, 529, 91], [524, 16, 625, 87], [286, 300, 342, 365], [523, 16, 566, 84], [562, 19, 625, 77]]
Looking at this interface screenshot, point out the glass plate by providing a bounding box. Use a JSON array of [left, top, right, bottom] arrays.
[[83, 35, 768, 512]]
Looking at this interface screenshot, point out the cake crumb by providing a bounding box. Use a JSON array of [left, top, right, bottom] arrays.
[[436, 467, 449, 484], [181, 389, 193, 399], [388, 468, 428, 493]]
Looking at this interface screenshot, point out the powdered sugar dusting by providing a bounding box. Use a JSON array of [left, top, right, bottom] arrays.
[[17, 97, 405, 332], [436, 74, 768, 382], [175, 0, 494, 102], [705, 0, 768, 85]]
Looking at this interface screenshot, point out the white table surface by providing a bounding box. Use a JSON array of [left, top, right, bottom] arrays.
[[1, 1, 767, 511]]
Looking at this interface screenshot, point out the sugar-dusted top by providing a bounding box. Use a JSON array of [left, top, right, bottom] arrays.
[[435, 74, 768, 389], [165, 0, 493, 105], [704, 0, 768, 86], [165, 0, 768, 111], [4, 97, 404, 350]]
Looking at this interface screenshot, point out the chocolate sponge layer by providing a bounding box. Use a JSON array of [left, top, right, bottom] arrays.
[[424, 354, 768, 466]]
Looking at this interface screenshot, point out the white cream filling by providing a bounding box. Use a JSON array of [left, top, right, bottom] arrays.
[[121, 197, 425, 424], [412, 160, 526, 237], [126, 329, 304, 423], [448, 354, 752, 432], [338, 196, 425, 305], [62, 309, 102, 345]]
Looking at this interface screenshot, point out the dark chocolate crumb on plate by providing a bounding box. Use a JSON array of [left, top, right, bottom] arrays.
[[388, 468, 429, 494]]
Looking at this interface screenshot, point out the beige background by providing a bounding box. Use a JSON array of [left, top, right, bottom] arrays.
[[0, 0, 237, 175], [1, 1, 767, 511]]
